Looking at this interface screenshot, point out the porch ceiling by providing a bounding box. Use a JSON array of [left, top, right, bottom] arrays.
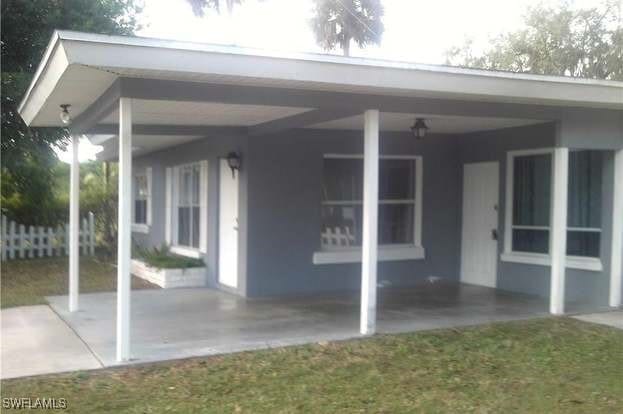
[[96, 134, 203, 159], [100, 100, 312, 126], [310, 112, 544, 133]]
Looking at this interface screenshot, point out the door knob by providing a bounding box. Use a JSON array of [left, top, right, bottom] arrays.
[[491, 229, 498, 240]]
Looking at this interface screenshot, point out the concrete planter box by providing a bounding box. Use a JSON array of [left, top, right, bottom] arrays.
[[131, 259, 207, 289]]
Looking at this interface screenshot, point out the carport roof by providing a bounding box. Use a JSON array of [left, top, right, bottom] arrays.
[[18, 30, 623, 128]]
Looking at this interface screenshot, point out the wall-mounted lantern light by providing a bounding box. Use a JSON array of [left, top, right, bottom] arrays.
[[226, 151, 241, 178], [60, 104, 72, 125], [410, 118, 429, 139]]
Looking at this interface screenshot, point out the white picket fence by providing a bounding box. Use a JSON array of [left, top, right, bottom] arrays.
[[1, 213, 95, 260]]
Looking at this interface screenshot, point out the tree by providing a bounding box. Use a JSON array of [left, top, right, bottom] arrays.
[[1, 0, 141, 225], [311, 0, 384, 56], [446, 1, 623, 81], [187, 0, 242, 15], [186, 0, 385, 56]]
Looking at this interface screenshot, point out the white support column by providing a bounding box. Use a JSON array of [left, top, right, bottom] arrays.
[[360, 109, 379, 335], [116, 97, 132, 362], [69, 134, 80, 312], [609, 149, 623, 308], [550, 147, 569, 315]]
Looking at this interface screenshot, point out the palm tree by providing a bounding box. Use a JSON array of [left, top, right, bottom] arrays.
[[311, 0, 384, 56], [186, 0, 385, 57], [186, 0, 242, 15]]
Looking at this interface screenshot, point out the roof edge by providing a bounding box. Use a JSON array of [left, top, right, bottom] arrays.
[[17, 31, 63, 117], [55, 30, 623, 89]]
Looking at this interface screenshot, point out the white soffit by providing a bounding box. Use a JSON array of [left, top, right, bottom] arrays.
[[18, 30, 623, 128], [310, 113, 545, 134], [96, 134, 203, 160], [100, 100, 311, 126]]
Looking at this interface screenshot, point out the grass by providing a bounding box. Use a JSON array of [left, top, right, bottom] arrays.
[[1, 318, 622, 413], [134, 245, 205, 269], [1, 256, 157, 309]]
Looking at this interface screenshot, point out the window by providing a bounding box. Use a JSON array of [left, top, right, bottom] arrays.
[[319, 155, 423, 256], [177, 164, 201, 248], [132, 168, 151, 232], [503, 149, 603, 269], [167, 161, 208, 257], [511, 153, 551, 253], [567, 151, 602, 257]]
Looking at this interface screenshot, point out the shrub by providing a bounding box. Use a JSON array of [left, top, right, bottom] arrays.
[[134, 245, 204, 269]]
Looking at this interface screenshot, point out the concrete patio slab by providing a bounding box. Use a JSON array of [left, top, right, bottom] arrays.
[[47, 282, 549, 368], [573, 310, 623, 330], [1, 305, 102, 379]]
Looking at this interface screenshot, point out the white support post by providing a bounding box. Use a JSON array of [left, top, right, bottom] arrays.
[[9, 221, 15, 259], [609, 149, 623, 308], [82, 217, 88, 256], [18, 224, 25, 258], [38, 226, 45, 257], [69, 134, 80, 312], [550, 147, 569, 315], [46, 227, 53, 257], [360, 109, 380, 335], [28, 226, 34, 258], [1, 215, 6, 261], [88, 212, 95, 256], [116, 97, 133, 362]]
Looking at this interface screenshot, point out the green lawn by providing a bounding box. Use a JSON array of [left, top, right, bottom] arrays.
[[1, 318, 622, 413], [1, 256, 157, 308]]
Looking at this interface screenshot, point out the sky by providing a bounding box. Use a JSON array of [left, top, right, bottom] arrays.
[[59, 0, 607, 163]]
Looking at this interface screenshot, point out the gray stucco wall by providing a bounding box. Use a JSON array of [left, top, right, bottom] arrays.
[[458, 122, 616, 308], [132, 132, 250, 295], [245, 129, 461, 297], [131, 117, 621, 309]]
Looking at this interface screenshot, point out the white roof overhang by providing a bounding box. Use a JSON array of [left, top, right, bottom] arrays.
[[18, 30, 623, 129]]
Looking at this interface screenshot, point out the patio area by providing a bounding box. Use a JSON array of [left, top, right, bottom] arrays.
[[47, 282, 550, 367]]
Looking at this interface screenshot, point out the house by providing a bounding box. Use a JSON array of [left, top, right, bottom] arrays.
[[18, 31, 623, 363]]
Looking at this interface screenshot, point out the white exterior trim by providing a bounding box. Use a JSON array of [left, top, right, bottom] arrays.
[[503, 148, 556, 255], [68, 134, 80, 312], [199, 160, 209, 254], [360, 109, 379, 336], [503, 148, 604, 273], [131, 259, 206, 289], [170, 245, 202, 259], [321, 154, 424, 252], [131, 167, 152, 233], [610, 149, 623, 307], [18, 30, 623, 127], [500, 252, 603, 272], [116, 97, 132, 362], [165, 167, 172, 244], [550, 147, 569, 315], [313, 245, 425, 265], [168, 161, 208, 254]]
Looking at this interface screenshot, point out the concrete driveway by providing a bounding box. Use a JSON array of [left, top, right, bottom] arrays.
[[46, 283, 549, 368], [573, 310, 623, 330], [1, 305, 102, 379]]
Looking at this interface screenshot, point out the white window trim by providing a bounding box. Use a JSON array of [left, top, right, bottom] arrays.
[[314, 154, 424, 264], [502, 148, 603, 271], [500, 252, 603, 272], [314, 245, 426, 265], [166, 161, 208, 257], [131, 167, 152, 233]]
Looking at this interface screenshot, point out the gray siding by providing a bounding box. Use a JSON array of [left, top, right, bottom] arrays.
[[458, 122, 614, 307], [132, 132, 250, 295], [245, 129, 462, 297], [131, 118, 621, 309]]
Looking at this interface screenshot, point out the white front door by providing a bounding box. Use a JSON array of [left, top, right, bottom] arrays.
[[219, 159, 239, 288], [460, 161, 499, 288]]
